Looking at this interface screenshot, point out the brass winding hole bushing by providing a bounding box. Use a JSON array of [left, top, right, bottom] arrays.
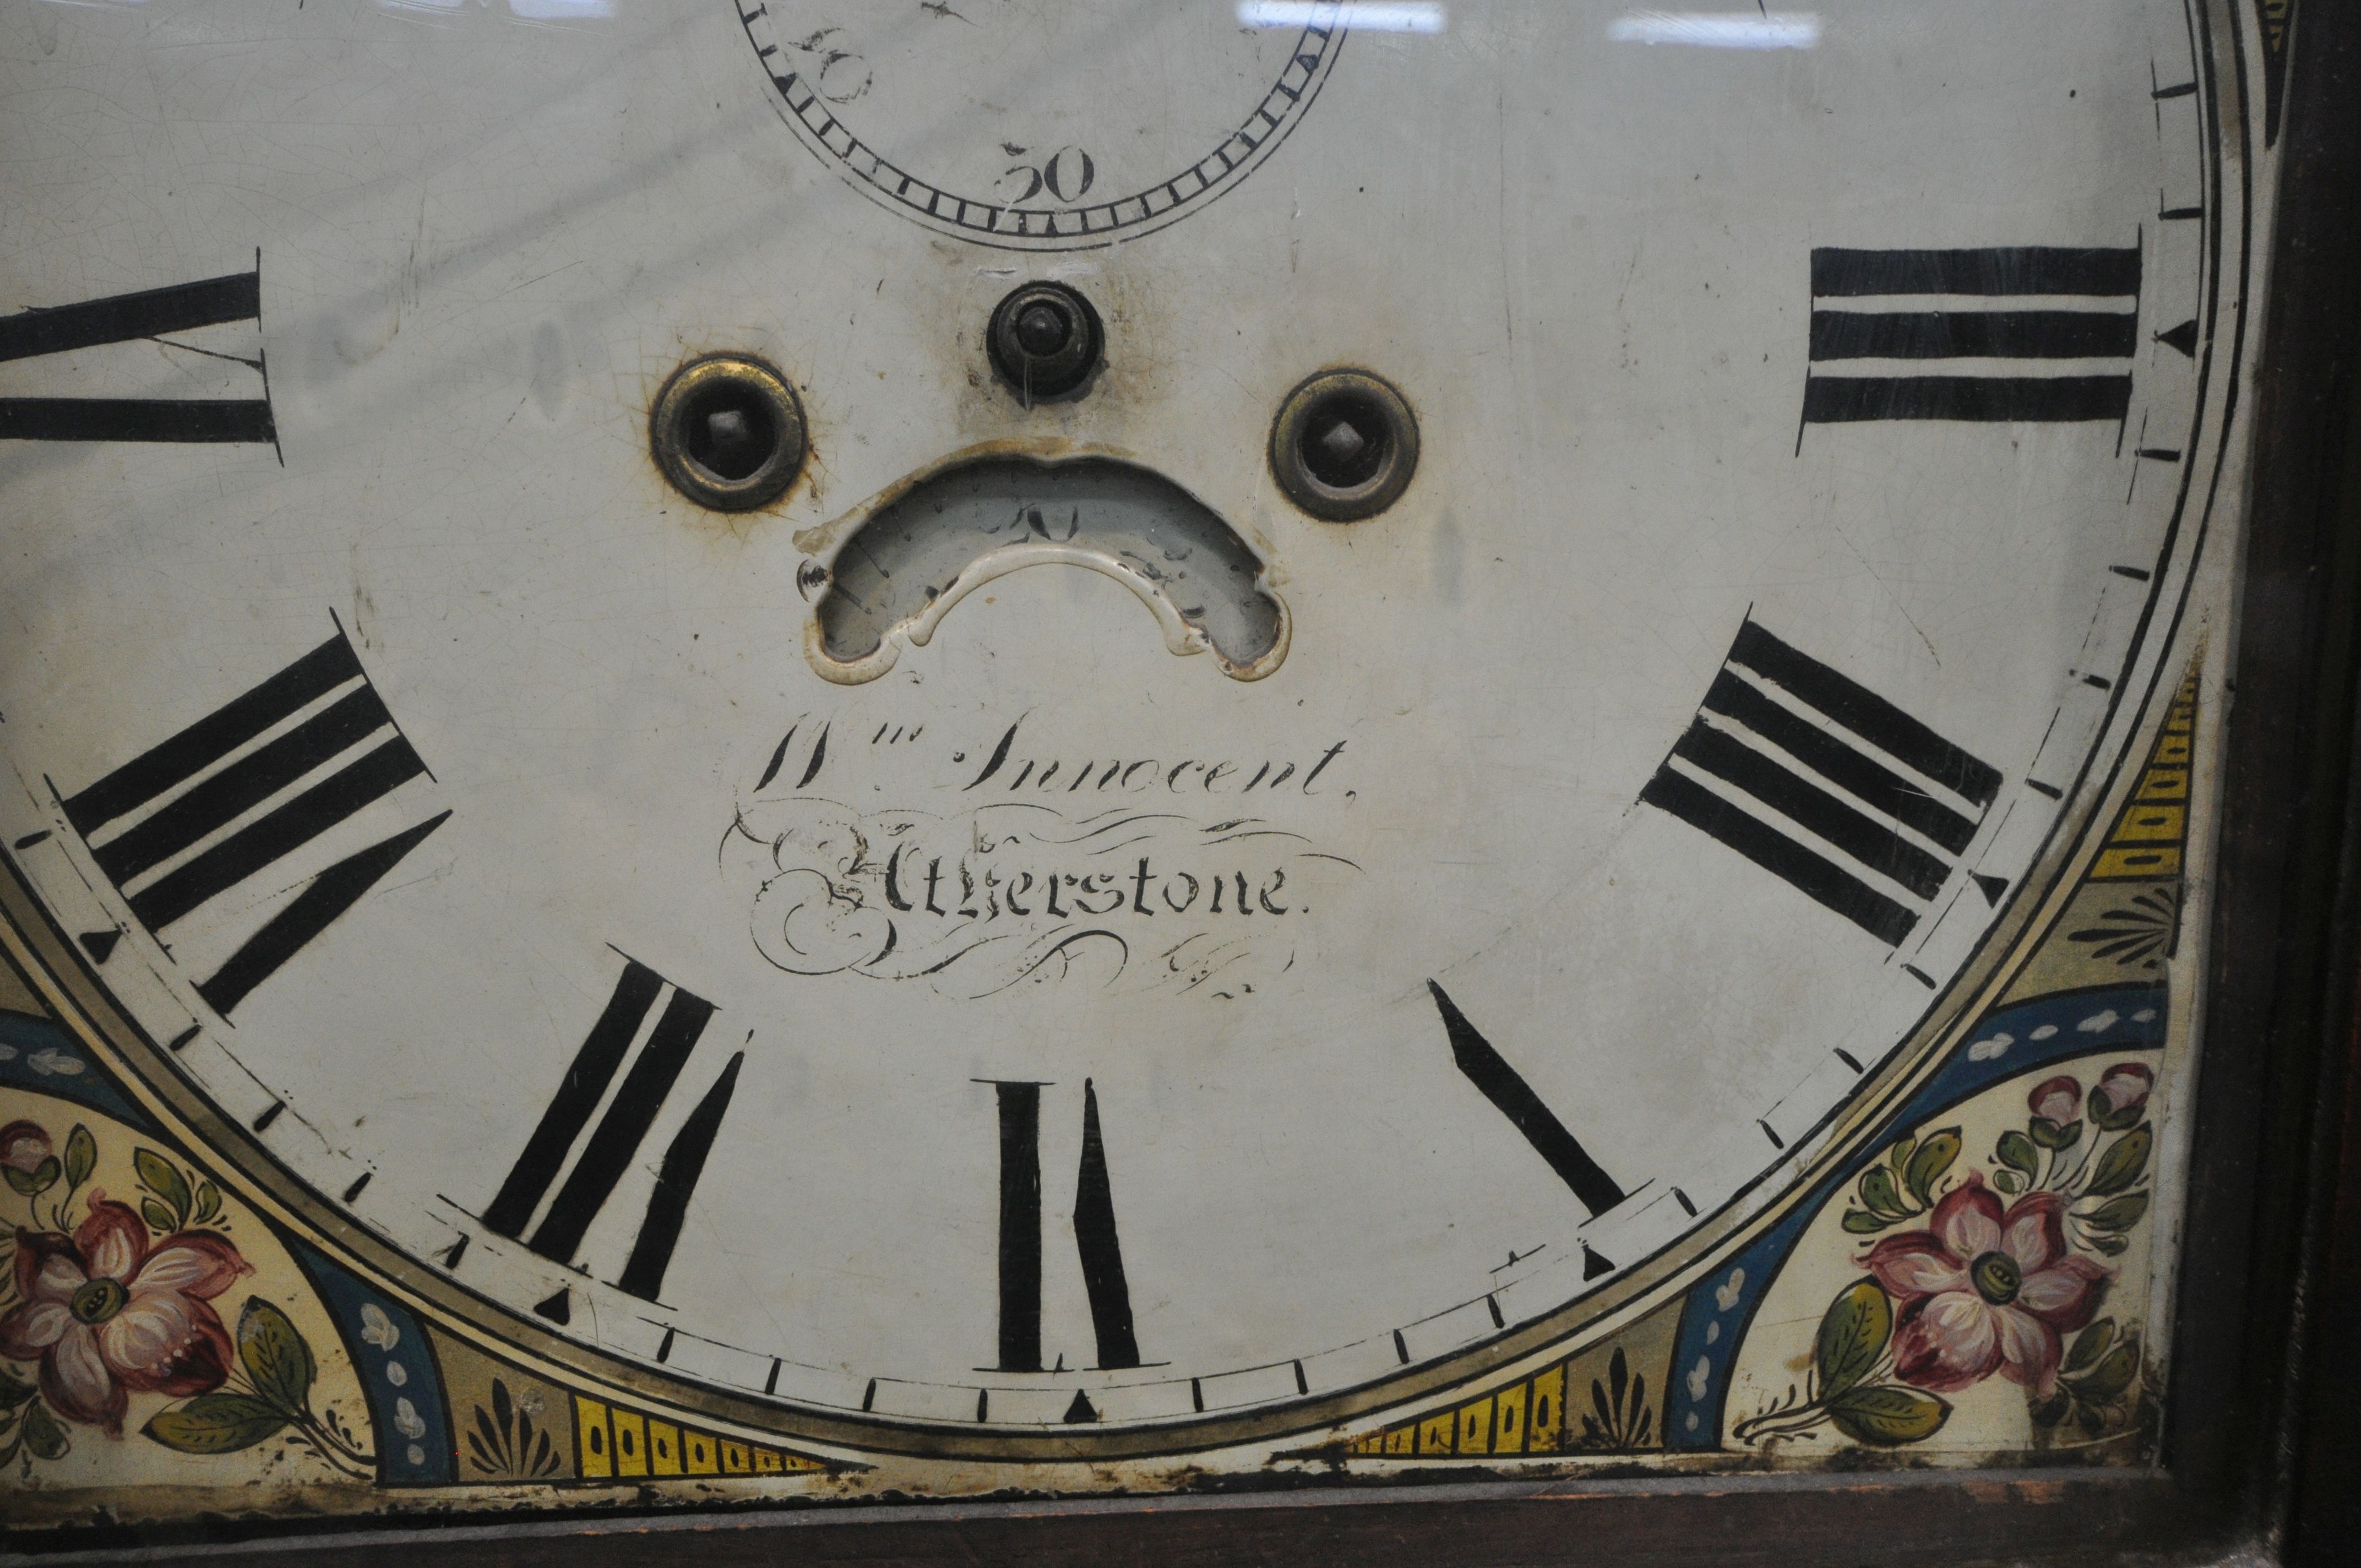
[[650, 353, 809, 512], [1267, 368, 1420, 522]]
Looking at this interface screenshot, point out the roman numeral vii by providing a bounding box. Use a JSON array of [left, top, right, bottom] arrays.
[[484, 959, 742, 1305], [982, 1079, 1140, 1373], [1, 266, 277, 444], [58, 629, 447, 1015]]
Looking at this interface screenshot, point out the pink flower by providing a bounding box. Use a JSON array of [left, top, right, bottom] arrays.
[[2091, 1063, 2154, 1130], [2027, 1076, 2081, 1126], [0, 1120, 50, 1175], [1859, 1173, 2109, 1397], [0, 1197, 249, 1434]]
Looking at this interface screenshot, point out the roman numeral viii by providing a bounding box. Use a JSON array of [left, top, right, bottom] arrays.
[[1, 267, 277, 444], [1640, 619, 2000, 946], [983, 1079, 1140, 1373], [1802, 244, 2139, 428], [484, 959, 742, 1305], [58, 630, 448, 1015]]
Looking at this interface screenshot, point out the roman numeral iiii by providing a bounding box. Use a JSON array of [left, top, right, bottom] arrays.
[[1802, 244, 2139, 427], [0, 268, 277, 443], [59, 630, 447, 1015], [983, 1079, 1140, 1373], [483, 959, 742, 1305], [1640, 619, 2000, 946]]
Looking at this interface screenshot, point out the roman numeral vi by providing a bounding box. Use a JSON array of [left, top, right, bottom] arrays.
[[58, 629, 447, 1015], [983, 1079, 1140, 1373], [484, 959, 742, 1305]]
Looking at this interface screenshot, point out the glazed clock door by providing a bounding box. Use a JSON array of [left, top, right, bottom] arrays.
[[0, 0, 2286, 1534]]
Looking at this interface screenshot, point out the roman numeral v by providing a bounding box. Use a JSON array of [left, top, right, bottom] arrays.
[[1429, 981, 1629, 1229]]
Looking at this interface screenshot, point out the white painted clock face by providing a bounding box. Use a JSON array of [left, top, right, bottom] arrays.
[[0, 0, 2232, 1442]]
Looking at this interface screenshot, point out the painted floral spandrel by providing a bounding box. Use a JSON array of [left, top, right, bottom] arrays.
[[1734, 1062, 2158, 1450], [0, 1118, 372, 1477]]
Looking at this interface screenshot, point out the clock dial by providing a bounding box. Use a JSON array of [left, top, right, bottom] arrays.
[[0, 0, 2257, 1483]]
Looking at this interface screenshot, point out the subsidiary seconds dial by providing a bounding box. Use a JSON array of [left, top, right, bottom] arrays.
[[738, 0, 1345, 248]]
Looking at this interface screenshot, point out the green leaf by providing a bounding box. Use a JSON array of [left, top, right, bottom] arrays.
[[140, 1197, 177, 1234], [193, 1182, 221, 1225], [1857, 1164, 1906, 1218], [1826, 1385, 1951, 1446], [1887, 1135, 1916, 1176], [1993, 1170, 2025, 1195], [236, 1298, 315, 1413], [1815, 1280, 1893, 1401], [62, 1125, 95, 1191], [0, 1366, 38, 1409], [2092, 1233, 2131, 1256], [2083, 1192, 2151, 1233], [141, 1393, 288, 1455], [2030, 1390, 2072, 1428], [2089, 1086, 2146, 1133], [2065, 1319, 2117, 1374], [1903, 1129, 1961, 1206], [1841, 1210, 1889, 1235], [1995, 1130, 2039, 1177], [2071, 1342, 2140, 1402], [2030, 1117, 2085, 1151], [3, 1159, 56, 1197], [20, 1400, 68, 1460], [2087, 1128, 2152, 1197], [134, 1148, 191, 1228]]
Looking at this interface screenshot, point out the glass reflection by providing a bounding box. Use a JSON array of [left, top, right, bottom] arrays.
[[1237, 2, 1445, 34], [1608, 10, 1821, 48]]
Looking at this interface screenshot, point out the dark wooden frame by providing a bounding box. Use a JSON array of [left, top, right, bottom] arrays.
[[2241, 3, 2361, 1559], [12, 7, 2360, 1564]]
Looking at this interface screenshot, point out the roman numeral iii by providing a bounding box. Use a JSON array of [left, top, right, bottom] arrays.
[[1640, 619, 2001, 946], [483, 959, 743, 1305], [983, 1079, 1140, 1373], [58, 629, 448, 1015], [0, 266, 277, 444], [1802, 245, 2139, 427]]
